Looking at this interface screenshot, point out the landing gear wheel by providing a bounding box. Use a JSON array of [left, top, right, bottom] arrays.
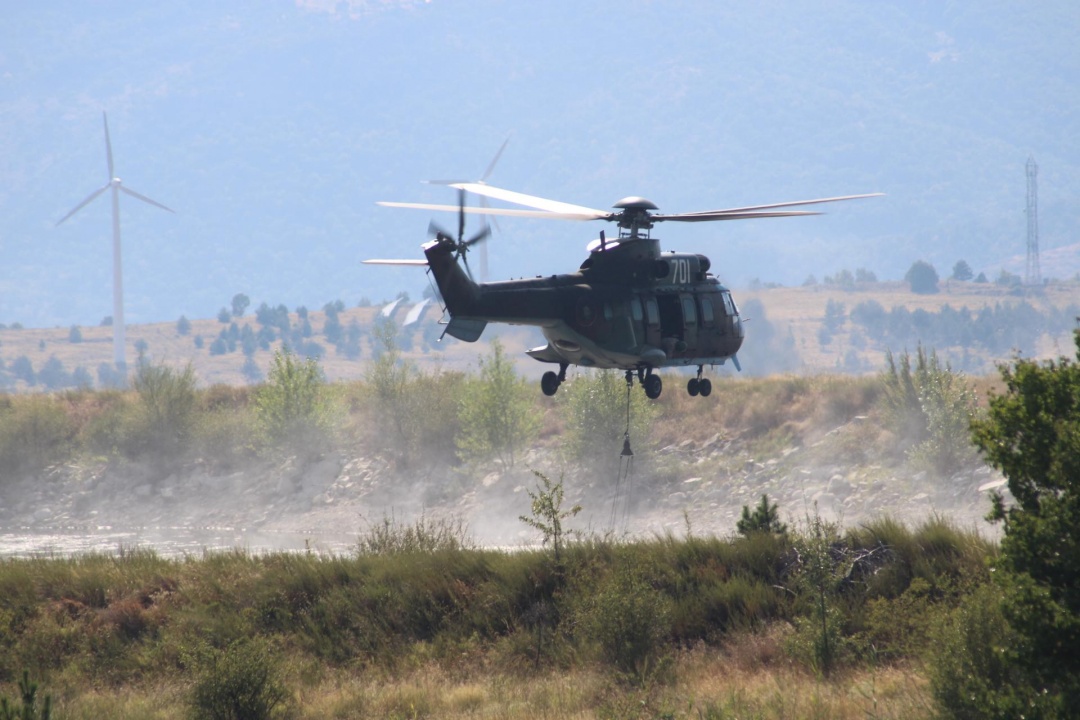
[[644, 374, 663, 400], [687, 378, 699, 396], [698, 378, 712, 397], [541, 371, 560, 396]]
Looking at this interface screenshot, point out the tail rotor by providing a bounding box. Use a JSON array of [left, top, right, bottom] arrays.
[[427, 188, 490, 281]]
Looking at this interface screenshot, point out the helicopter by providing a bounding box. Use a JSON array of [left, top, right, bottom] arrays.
[[367, 182, 882, 399]]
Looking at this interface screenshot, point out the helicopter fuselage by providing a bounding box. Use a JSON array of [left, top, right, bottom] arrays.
[[423, 232, 744, 374]]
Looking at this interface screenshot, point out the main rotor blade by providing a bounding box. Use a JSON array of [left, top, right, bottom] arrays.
[[448, 182, 607, 216], [56, 183, 110, 226], [674, 192, 885, 217], [362, 259, 429, 266], [655, 210, 823, 222], [103, 112, 114, 180], [120, 186, 175, 213], [378, 201, 603, 221]]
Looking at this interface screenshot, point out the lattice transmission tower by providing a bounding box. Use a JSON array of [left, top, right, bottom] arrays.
[[1025, 155, 1041, 286]]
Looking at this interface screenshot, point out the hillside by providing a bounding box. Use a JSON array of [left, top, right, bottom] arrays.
[[2, 279, 1077, 392]]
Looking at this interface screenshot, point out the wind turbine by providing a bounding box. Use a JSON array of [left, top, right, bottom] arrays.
[[426, 134, 511, 282], [56, 112, 174, 369]]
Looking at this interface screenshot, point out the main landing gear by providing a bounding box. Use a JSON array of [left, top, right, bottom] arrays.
[[541, 363, 568, 396], [626, 367, 663, 399], [687, 366, 712, 398]]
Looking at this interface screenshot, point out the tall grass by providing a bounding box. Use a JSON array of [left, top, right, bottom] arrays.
[[0, 514, 993, 717]]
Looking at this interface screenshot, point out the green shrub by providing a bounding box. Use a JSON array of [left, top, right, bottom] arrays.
[[358, 512, 474, 555], [0, 670, 51, 720], [574, 562, 672, 685], [127, 361, 198, 459], [929, 582, 1019, 719], [558, 370, 655, 473], [456, 339, 538, 468], [882, 346, 977, 474], [0, 394, 75, 478], [253, 348, 332, 458], [189, 638, 288, 720]]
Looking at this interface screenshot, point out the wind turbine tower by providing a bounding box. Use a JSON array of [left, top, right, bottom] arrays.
[[1025, 155, 1041, 286], [56, 112, 174, 369]]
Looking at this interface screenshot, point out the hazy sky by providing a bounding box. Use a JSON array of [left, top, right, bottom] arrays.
[[2, 1, 1077, 327]]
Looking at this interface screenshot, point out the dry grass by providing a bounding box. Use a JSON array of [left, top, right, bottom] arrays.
[[43, 639, 935, 719]]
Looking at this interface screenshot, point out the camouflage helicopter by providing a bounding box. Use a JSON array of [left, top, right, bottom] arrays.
[[367, 182, 881, 399]]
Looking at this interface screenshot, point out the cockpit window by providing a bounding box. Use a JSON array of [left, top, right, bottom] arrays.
[[722, 292, 737, 316]]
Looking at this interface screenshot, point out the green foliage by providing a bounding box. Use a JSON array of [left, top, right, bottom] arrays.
[[787, 511, 849, 677], [253, 348, 331, 457], [736, 494, 788, 536], [126, 361, 198, 460], [456, 339, 538, 468], [0, 671, 51, 720], [189, 638, 288, 720], [559, 370, 655, 471], [574, 562, 673, 686], [177, 315, 192, 335], [519, 471, 580, 564], [67, 325, 82, 343], [963, 331, 1080, 715], [929, 582, 1020, 719], [905, 259, 940, 294], [882, 346, 977, 475], [357, 512, 474, 555], [0, 395, 75, 478]]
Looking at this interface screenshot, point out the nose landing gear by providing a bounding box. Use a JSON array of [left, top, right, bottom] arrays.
[[541, 363, 569, 396]]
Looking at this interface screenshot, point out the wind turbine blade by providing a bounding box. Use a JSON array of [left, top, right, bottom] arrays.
[[480, 134, 512, 182], [103, 112, 115, 180], [448, 182, 606, 216], [56, 183, 110, 226], [378, 201, 604, 220], [120, 186, 175, 213]]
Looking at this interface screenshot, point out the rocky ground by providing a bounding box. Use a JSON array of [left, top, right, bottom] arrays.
[[0, 413, 1006, 557]]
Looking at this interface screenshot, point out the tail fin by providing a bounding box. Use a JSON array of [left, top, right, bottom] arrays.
[[423, 236, 480, 317]]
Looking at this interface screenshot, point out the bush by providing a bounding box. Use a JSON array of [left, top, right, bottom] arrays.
[[559, 370, 655, 474], [0, 395, 75, 478], [457, 339, 538, 468], [126, 361, 198, 459], [253, 348, 331, 458], [881, 346, 977, 474], [575, 562, 672, 685], [189, 638, 288, 720]]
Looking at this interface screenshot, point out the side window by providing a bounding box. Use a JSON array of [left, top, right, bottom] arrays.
[[603, 303, 613, 321], [681, 296, 697, 327], [631, 298, 644, 323], [700, 295, 715, 325]]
